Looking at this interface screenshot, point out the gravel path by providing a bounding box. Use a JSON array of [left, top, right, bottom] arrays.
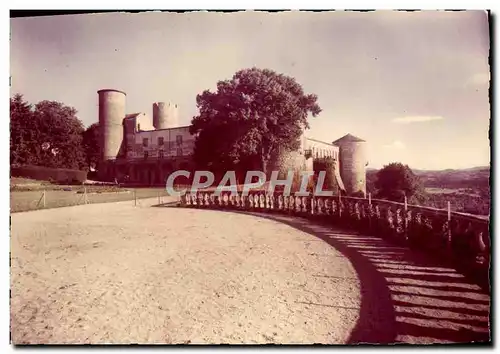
[[10, 199, 490, 344]]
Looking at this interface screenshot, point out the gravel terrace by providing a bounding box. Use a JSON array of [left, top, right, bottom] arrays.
[[10, 198, 490, 344]]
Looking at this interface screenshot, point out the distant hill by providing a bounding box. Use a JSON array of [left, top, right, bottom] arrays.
[[367, 166, 490, 174], [366, 166, 490, 216], [367, 166, 490, 189]]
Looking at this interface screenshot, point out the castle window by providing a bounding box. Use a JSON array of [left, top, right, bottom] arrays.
[[144, 151, 148, 159], [159, 150, 164, 159], [177, 148, 183, 156], [176, 135, 183, 145], [158, 137, 164, 146], [143, 138, 149, 147]]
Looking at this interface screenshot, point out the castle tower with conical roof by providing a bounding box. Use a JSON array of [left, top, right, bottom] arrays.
[[332, 133, 368, 196]]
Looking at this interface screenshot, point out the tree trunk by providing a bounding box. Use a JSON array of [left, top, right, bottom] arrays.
[[261, 157, 267, 176], [261, 146, 268, 177]]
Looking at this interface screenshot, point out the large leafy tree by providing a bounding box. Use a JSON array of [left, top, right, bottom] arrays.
[[82, 123, 100, 170], [10, 94, 35, 166], [190, 68, 322, 175], [10, 94, 87, 170], [375, 162, 426, 203], [33, 100, 86, 170]]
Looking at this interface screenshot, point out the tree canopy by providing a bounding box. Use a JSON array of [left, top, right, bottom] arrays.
[[10, 94, 88, 170], [82, 123, 100, 170], [190, 68, 322, 174], [10, 94, 35, 166], [374, 162, 425, 203]]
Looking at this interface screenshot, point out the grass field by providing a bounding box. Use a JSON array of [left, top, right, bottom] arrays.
[[10, 178, 174, 213], [425, 187, 481, 196]]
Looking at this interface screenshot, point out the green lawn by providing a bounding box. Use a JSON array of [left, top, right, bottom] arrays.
[[10, 187, 172, 213]]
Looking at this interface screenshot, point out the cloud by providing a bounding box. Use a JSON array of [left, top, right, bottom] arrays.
[[384, 140, 406, 149], [392, 115, 444, 124]]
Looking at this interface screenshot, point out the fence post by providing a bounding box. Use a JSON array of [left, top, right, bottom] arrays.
[[157, 190, 160, 205], [134, 189, 137, 206], [42, 190, 46, 208], [84, 187, 87, 204]]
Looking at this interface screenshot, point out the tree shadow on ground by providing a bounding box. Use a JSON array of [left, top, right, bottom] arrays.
[[215, 210, 491, 345]]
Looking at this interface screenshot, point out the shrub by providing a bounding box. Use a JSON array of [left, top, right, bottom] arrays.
[[87, 171, 98, 181], [10, 165, 88, 185], [351, 190, 366, 198]]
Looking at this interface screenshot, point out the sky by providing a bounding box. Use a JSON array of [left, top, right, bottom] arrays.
[[10, 10, 491, 170]]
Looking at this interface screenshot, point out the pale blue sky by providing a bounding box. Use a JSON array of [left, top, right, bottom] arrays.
[[10, 10, 490, 170]]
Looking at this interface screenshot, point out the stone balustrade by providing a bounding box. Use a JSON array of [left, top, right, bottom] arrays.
[[178, 191, 490, 287]]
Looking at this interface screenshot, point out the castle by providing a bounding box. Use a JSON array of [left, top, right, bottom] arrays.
[[97, 89, 368, 195]]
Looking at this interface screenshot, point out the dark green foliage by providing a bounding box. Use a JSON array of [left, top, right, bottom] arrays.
[[82, 123, 100, 170], [366, 170, 377, 195], [10, 94, 36, 166], [11, 165, 87, 185], [10, 94, 87, 170], [367, 165, 490, 215], [374, 162, 425, 203], [190, 67, 321, 175], [33, 100, 86, 170], [350, 191, 366, 198]]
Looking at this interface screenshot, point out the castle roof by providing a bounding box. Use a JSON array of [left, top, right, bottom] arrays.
[[332, 133, 366, 145], [305, 137, 335, 146]]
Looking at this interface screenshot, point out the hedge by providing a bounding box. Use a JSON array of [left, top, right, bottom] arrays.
[[11, 165, 88, 185]]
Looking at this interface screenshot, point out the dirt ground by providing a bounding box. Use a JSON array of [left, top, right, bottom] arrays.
[[10, 198, 490, 344]]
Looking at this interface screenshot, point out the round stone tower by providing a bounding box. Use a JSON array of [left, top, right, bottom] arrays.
[[332, 133, 367, 196], [98, 89, 126, 161], [267, 125, 308, 179], [153, 102, 179, 129]]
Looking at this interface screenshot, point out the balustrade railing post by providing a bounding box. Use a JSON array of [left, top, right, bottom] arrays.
[[338, 192, 342, 219], [368, 193, 372, 230], [404, 195, 408, 241], [447, 201, 452, 252]]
